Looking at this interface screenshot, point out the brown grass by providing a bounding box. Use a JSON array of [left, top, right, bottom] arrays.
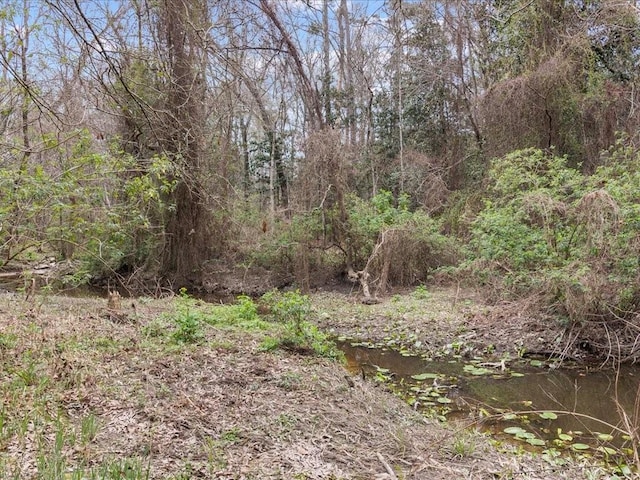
[[0, 291, 600, 479]]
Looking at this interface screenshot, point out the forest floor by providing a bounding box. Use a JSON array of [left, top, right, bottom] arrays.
[[0, 287, 611, 479]]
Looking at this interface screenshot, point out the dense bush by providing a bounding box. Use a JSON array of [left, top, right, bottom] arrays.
[[346, 191, 461, 290], [247, 189, 460, 291], [468, 145, 640, 321], [0, 130, 172, 284]]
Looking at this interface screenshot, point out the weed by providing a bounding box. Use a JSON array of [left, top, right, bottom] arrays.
[[220, 427, 241, 443], [84, 457, 151, 479], [94, 336, 121, 352], [277, 413, 298, 430], [262, 289, 311, 331], [236, 295, 258, 321], [412, 285, 431, 300], [170, 463, 194, 480], [0, 333, 16, 350], [204, 436, 228, 470], [204, 428, 242, 471], [169, 288, 204, 344], [258, 290, 342, 358], [276, 372, 302, 390], [80, 413, 100, 446], [15, 358, 39, 387], [259, 320, 343, 359], [142, 319, 168, 339], [36, 416, 68, 479], [171, 310, 203, 344], [450, 433, 477, 458]]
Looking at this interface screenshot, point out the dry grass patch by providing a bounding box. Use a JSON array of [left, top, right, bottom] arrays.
[[0, 292, 600, 479]]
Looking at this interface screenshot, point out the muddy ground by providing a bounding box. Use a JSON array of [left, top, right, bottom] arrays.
[[0, 288, 614, 479]]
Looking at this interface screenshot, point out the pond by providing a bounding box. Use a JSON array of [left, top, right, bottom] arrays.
[[338, 341, 639, 457]]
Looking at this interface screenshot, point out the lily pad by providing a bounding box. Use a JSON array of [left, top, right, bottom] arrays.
[[595, 432, 614, 442], [557, 433, 573, 442], [596, 446, 618, 456], [411, 373, 438, 381], [571, 443, 590, 451], [503, 426, 526, 435], [539, 411, 558, 420], [526, 438, 546, 446], [463, 364, 493, 376]]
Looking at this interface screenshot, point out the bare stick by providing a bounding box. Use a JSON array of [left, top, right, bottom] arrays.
[[376, 452, 398, 480]]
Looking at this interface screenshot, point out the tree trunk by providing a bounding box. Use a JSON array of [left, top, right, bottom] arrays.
[[158, 0, 212, 284]]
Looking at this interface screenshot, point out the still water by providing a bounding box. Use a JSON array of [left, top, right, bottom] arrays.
[[339, 342, 639, 447]]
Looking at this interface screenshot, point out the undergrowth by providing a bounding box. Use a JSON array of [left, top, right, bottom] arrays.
[[155, 289, 341, 359], [466, 144, 640, 326], [259, 290, 343, 359]]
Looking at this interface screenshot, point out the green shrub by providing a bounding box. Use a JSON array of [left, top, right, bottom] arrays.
[[236, 295, 258, 321], [259, 289, 342, 359], [169, 289, 204, 344], [0, 130, 172, 283], [346, 190, 461, 288], [468, 146, 640, 320]]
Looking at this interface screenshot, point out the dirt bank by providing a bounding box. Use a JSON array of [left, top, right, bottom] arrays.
[[311, 286, 576, 362], [0, 291, 603, 479]]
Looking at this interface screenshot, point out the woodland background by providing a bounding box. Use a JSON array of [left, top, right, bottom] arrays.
[[1, 0, 640, 333]]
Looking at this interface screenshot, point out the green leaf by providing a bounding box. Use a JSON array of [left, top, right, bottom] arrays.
[[557, 433, 573, 442], [571, 443, 590, 450], [504, 427, 526, 435], [510, 372, 525, 377], [436, 397, 452, 404], [526, 438, 546, 446], [529, 359, 543, 367], [463, 364, 493, 376], [596, 446, 618, 456], [595, 433, 614, 442], [539, 411, 558, 420], [411, 373, 438, 381]]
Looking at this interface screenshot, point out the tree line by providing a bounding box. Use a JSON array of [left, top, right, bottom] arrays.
[[0, 0, 639, 305]]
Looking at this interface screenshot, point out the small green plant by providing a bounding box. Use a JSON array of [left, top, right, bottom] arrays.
[[412, 284, 431, 300], [259, 290, 342, 359], [276, 372, 302, 390], [450, 433, 477, 458], [219, 427, 241, 444], [261, 289, 311, 331], [36, 416, 69, 479], [236, 295, 258, 321], [15, 358, 39, 387], [171, 310, 203, 344], [169, 288, 204, 344], [84, 457, 151, 479], [80, 413, 100, 446], [142, 319, 168, 339]]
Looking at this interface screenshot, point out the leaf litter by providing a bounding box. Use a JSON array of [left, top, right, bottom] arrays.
[[0, 291, 603, 479]]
